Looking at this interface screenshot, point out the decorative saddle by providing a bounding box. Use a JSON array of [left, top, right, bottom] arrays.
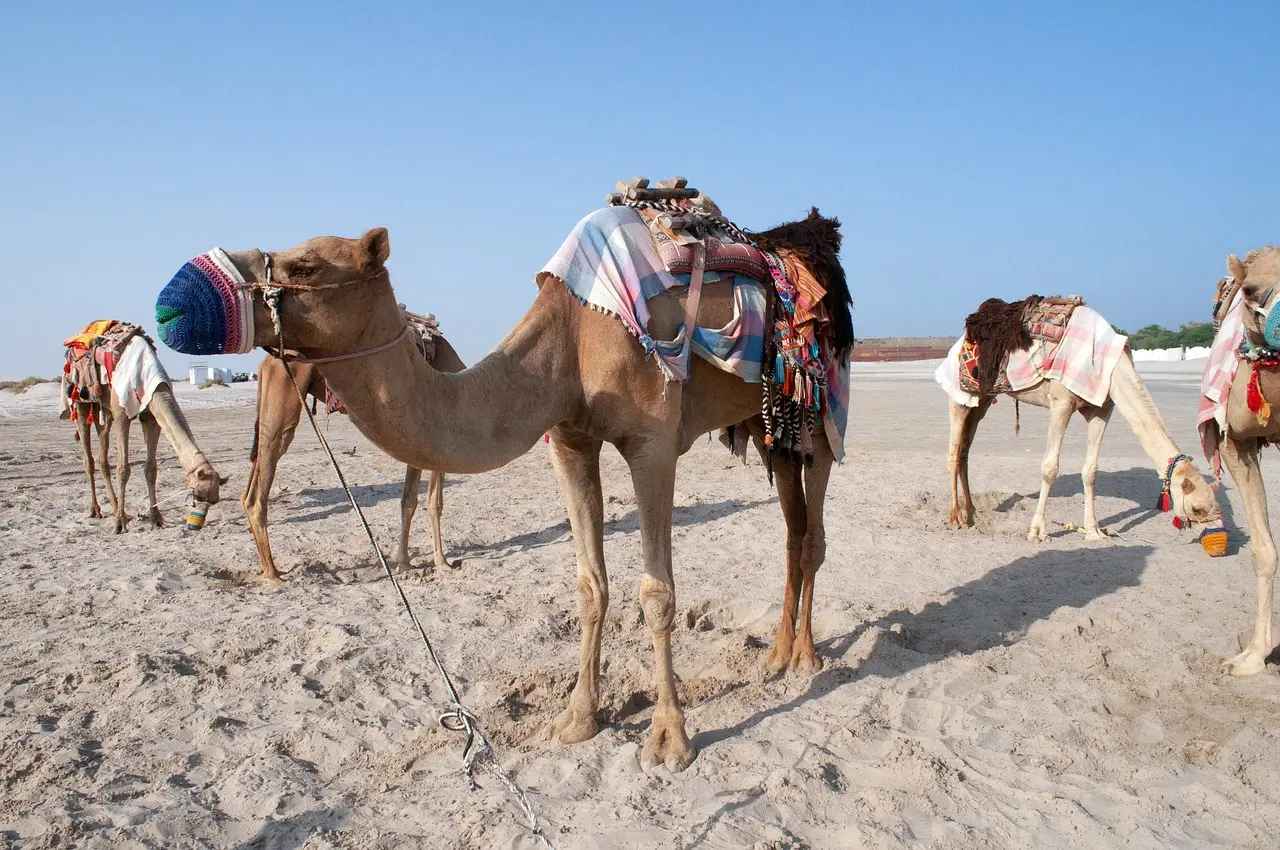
[[956, 295, 1086, 397], [605, 177, 843, 470], [62, 320, 149, 409]]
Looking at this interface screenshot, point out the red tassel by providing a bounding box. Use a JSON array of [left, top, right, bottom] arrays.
[[1248, 366, 1272, 425], [1158, 490, 1171, 512], [1172, 516, 1185, 529]]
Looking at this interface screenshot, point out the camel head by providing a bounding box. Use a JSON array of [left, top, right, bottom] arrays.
[[189, 462, 229, 505], [1169, 458, 1221, 526], [1230, 246, 1280, 350], [155, 229, 395, 359]]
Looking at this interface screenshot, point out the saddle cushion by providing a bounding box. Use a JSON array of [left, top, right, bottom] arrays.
[[1025, 296, 1085, 344], [657, 237, 771, 281]]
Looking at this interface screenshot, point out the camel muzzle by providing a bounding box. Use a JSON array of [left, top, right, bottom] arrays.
[[155, 249, 256, 356]]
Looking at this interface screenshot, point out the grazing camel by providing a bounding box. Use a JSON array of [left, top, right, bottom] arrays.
[[941, 299, 1221, 541], [244, 329, 466, 583], [156, 214, 852, 772], [1202, 248, 1280, 674], [62, 332, 226, 532]]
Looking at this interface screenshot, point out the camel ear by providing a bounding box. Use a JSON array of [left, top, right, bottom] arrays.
[[361, 228, 390, 270], [1228, 253, 1247, 283], [1181, 477, 1196, 494]]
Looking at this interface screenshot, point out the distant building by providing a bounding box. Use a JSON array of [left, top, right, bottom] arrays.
[[188, 362, 234, 384]]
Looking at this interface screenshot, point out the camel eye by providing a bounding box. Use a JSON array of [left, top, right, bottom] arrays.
[[288, 264, 316, 278]]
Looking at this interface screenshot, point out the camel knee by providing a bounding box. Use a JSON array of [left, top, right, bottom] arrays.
[[1253, 546, 1278, 579], [640, 577, 675, 633], [576, 577, 608, 626], [1041, 460, 1059, 482], [801, 531, 827, 571]]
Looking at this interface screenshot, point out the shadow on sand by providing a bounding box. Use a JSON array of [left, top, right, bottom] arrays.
[[692, 543, 1154, 752], [995, 466, 1241, 551]]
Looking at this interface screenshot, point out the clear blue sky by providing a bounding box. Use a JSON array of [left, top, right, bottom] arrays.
[[2, 2, 1275, 378]]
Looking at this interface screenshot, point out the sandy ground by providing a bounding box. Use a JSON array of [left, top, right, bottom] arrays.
[[2, 361, 1279, 849]]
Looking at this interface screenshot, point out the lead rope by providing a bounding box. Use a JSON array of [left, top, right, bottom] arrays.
[[259, 275, 554, 849]]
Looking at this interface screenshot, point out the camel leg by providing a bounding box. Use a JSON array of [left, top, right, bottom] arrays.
[[791, 435, 835, 674], [112, 414, 132, 534], [427, 470, 447, 569], [97, 405, 119, 519], [764, 453, 807, 674], [141, 413, 165, 528], [76, 405, 102, 519], [1220, 436, 1276, 675], [947, 402, 972, 527], [1079, 403, 1112, 539], [956, 399, 991, 526], [396, 467, 423, 569], [546, 426, 608, 745], [242, 381, 303, 583], [1027, 392, 1074, 542], [621, 437, 694, 772]]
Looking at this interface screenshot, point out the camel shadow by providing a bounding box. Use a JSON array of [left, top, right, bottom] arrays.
[[276, 481, 424, 525], [465, 496, 776, 558], [231, 806, 349, 850], [994, 466, 1241, 550], [692, 544, 1153, 754]]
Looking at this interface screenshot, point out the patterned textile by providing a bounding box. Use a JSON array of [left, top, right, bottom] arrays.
[[61, 320, 146, 415], [956, 339, 1012, 396], [538, 205, 850, 461], [1025, 296, 1085, 344], [156, 248, 255, 355], [935, 306, 1128, 408], [1197, 295, 1245, 474]]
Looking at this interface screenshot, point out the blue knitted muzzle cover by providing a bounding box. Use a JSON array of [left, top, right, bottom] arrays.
[[155, 249, 255, 355]]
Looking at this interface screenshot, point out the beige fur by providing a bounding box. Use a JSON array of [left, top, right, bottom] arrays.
[[1215, 247, 1280, 674], [72, 384, 226, 533], [220, 228, 839, 772], [947, 339, 1220, 542], [244, 339, 466, 583]]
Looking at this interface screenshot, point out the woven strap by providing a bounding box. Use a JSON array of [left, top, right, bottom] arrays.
[[678, 242, 706, 378]]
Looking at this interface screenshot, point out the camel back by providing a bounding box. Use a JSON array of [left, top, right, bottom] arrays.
[[600, 177, 853, 469], [61, 320, 149, 415], [958, 296, 1085, 397]]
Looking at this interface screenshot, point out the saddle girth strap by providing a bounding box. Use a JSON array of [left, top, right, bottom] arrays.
[[678, 242, 707, 375]]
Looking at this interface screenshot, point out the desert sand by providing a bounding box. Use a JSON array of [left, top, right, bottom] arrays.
[[2, 361, 1279, 849]]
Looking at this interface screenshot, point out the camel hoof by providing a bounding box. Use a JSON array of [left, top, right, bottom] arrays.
[[262, 573, 284, 587], [789, 647, 823, 675], [641, 724, 695, 773], [1026, 527, 1047, 542], [88, 507, 102, 519], [150, 511, 165, 529], [1221, 649, 1267, 677], [548, 707, 598, 745], [114, 519, 127, 534], [764, 642, 793, 674]]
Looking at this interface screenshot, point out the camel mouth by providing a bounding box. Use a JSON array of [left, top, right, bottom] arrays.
[[156, 249, 255, 356]]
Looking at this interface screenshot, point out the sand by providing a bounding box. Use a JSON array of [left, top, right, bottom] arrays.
[[2, 361, 1279, 849]]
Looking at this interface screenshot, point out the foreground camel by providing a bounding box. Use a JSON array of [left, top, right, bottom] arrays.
[[245, 335, 466, 582], [945, 304, 1220, 541], [1205, 248, 1280, 675], [158, 221, 850, 772], [63, 358, 226, 533]]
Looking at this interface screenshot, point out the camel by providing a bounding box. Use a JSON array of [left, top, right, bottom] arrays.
[[1204, 247, 1280, 675], [156, 215, 852, 772], [244, 330, 466, 583], [943, 300, 1221, 542], [62, 335, 227, 533]]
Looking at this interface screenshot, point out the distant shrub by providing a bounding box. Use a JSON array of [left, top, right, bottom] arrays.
[[0, 376, 56, 394], [1115, 322, 1214, 350], [198, 377, 227, 389]]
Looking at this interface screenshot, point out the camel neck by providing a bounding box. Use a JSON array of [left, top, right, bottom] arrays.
[[145, 386, 212, 474], [1105, 356, 1181, 472], [314, 285, 577, 474]]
